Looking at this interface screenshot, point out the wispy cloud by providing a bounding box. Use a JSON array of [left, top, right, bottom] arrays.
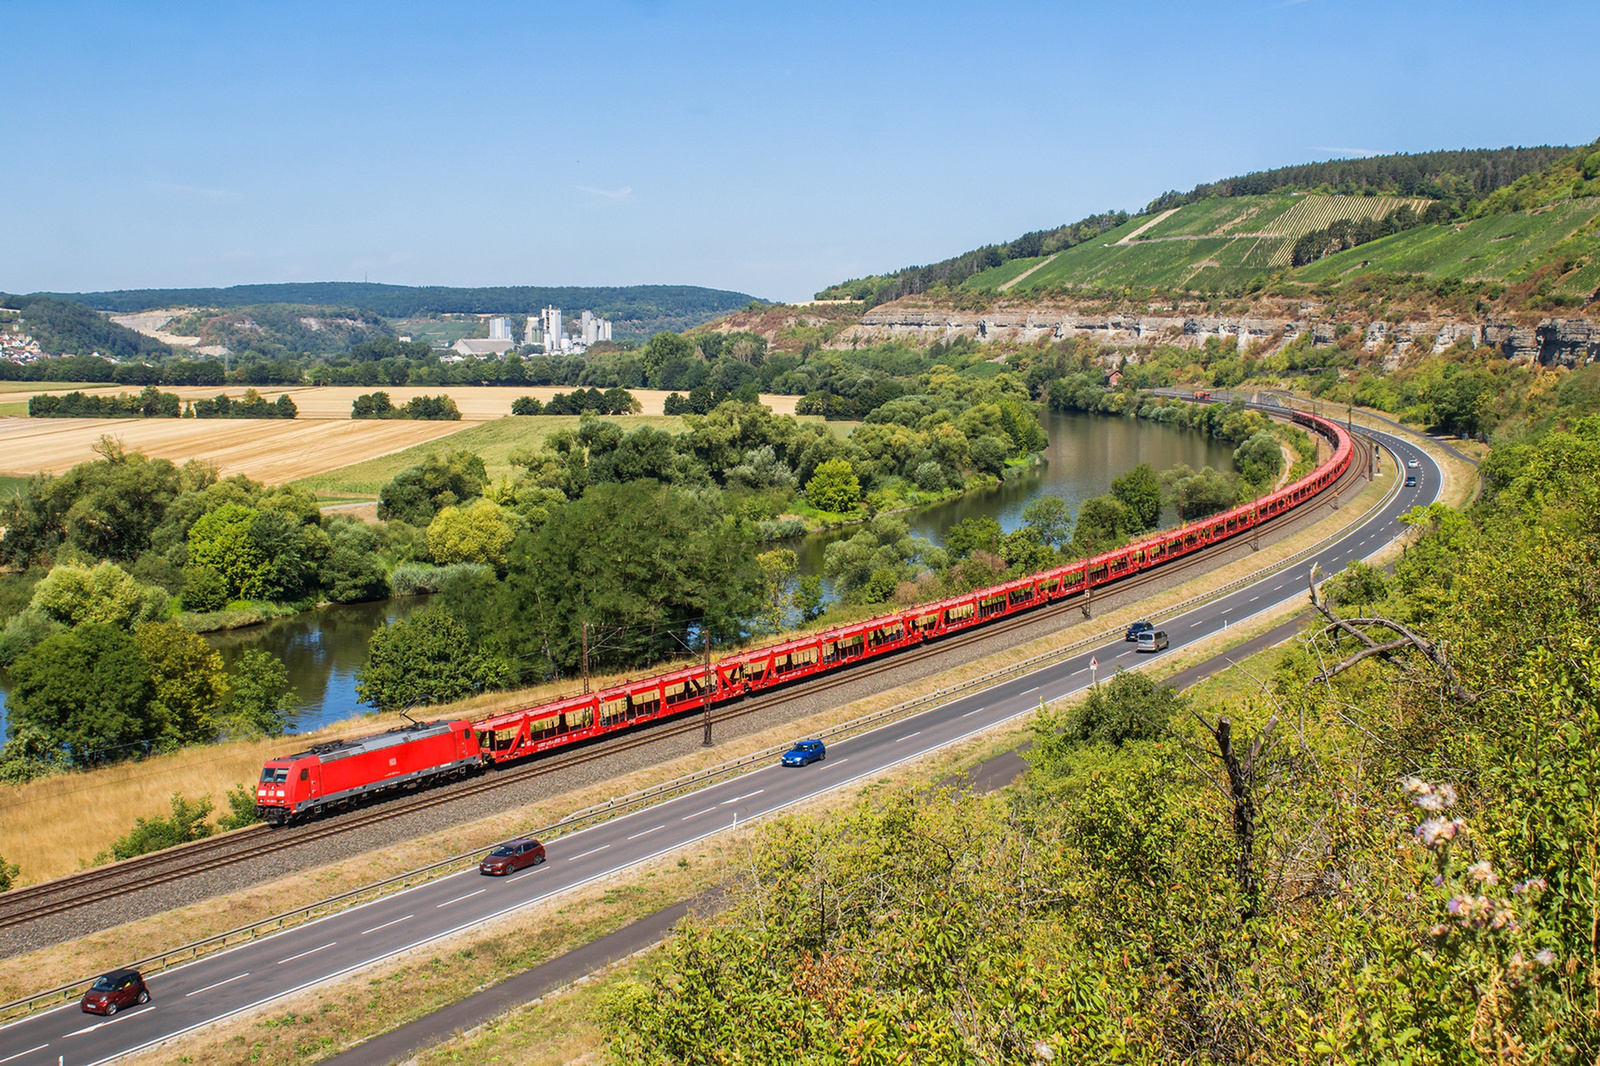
[[155, 181, 243, 202], [577, 185, 633, 201], [1310, 146, 1385, 158]]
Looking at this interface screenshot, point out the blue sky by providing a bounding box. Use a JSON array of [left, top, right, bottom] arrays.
[[2, 0, 1595, 303]]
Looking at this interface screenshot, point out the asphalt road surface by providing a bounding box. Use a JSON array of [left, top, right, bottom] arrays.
[[0, 429, 1439, 1066]]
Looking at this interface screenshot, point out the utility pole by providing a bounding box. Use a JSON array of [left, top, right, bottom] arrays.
[[702, 614, 715, 747], [581, 621, 590, 695]]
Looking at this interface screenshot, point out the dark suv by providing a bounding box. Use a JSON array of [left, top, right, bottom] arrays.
[[1125, 621, 1155, 642], [81, 969, 148, 1015], [479, 838, 546, 875]]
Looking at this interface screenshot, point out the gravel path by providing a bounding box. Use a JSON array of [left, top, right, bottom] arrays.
[[4, 479, 1361, 958]]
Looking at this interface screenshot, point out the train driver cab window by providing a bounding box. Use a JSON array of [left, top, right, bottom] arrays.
[[299, 768, 310, 781], [260, 768, 288, 784]]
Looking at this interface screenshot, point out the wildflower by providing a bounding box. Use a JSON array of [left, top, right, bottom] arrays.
[[1416, 817, 1468, 848], [1467, 861, 1498, 886], [1400, 775, 1428, 795], [1430, 924, 1451, 937], [1535, 949, 1557, 968], [1508, 952, 1533, 982], [1512, 877, 1547, 895], [1034, 1043, 1056, 1062], [1432, 874, 1445, 887], [1490, 908, 1517, 931]]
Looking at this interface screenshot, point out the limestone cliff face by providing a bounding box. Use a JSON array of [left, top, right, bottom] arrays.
[[831, 304, 1598, 368]]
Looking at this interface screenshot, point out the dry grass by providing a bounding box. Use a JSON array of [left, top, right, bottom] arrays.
[[14, 386, 801, 421], [0, 417, 466, 481]]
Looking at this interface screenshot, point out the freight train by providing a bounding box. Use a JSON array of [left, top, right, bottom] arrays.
[[256, 410, 1353, 825]]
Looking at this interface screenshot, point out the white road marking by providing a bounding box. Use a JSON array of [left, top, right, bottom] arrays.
[[359, 914, 413, 936], [1190, 619, 1204, 627], [1071, 668, 1087, 676], [186, 971, 251, 995], [625, 824, 666, 840], [680, 807, 717, 821], [0, 1044, 48, 1062], [728, 789, 765, 803], [1116, 650, 1133, 658], [1220, 607, 1232, 614], [1272, 584, 1282, 591], [67, 1008, 146, 1035], [1249, 595, 1259, 602], [1020, 686, 1038, 694], [565, 844, 612, 860], [434, 889, 486, 908], [961, 705, 988, 717], [895, 731, 921, 742], [277, 941, 336, 965]]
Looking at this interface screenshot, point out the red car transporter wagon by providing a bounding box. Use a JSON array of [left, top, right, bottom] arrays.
[[255, 717, 481, 824]]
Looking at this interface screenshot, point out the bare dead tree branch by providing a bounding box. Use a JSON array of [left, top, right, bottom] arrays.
[[1305, 568, 1479, 703], [1189, 708, 1279, 920]]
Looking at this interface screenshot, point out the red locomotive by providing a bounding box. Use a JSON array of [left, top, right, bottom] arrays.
[[257, 411, 1352, 825], [255, 717, 480, 824]]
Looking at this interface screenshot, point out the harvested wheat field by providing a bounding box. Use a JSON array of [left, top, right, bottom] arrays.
[[17, 385, 801, 419], [0, 417, 467, 482]]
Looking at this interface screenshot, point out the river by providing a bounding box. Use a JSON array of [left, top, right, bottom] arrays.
[[0, 411, 1234, 735]]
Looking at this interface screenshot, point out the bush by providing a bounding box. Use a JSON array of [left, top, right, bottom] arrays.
[[1061, 669, 1185, 748], [215, 783, 262, 830], [755, 516, 807, 541], [180, 564, 229, 613], [110, 793, 215, 860], [0, 852, 18, 891], [223, 649, 297, 737]]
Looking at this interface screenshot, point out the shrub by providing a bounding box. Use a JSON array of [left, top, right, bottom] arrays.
[[0, 853, 18, 891], [180, 564, 229, 612], [109, 793, 215, 860], [215, 783, 262, 830]]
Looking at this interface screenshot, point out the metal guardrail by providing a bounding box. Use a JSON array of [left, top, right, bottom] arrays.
[[0, 440, 1401, 1024]]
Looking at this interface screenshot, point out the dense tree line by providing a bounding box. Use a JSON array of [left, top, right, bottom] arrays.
[[30, 387, 182, 418], [0, 355, 225, 385], [1145, 143, 1575, 214], [512, 387, 638, 415], [598, 415, 1600, 1064], [350, 391, 461, 419]]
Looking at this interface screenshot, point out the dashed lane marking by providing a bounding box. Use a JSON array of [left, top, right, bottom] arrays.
[[565, 845, 612, 861], [1, 1044, 48, 1062], [277, 942, 336, 965], [435, 889, 486, 908], [895, 731, 921, 742], [359, 915, 413, 936], [680, 807, 717, 821], [728, 789, 765, 803], [625, 825, 665, 840], [186, 972, 251, 995]]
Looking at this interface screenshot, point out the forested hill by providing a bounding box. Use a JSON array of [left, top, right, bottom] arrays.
[[817, 143, 1581, 307], [1144, 144, 1573, 213], [0, 293, 172, 360], [40, 283, 764, 337]]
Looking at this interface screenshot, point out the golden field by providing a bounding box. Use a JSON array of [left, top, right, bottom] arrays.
[[0, 416, 467, 482]]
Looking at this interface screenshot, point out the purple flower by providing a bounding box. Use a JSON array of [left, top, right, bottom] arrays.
[[1534, 949, 1557, 968], [1467, 861, 1498, 886]]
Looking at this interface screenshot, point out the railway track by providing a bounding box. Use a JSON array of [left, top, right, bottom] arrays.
[[0, 434, 1374, 935]]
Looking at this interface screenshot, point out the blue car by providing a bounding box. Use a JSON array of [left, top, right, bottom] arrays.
[[782, 739, 826, 767], [1125, 620, 1155, 642]]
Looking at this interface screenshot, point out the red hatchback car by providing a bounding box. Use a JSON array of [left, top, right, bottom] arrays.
[[479, 838, 546, 875], [81, 969, 149, 1015]]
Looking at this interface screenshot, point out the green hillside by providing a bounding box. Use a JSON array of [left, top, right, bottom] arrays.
[[1296, 197, 1600, 294]]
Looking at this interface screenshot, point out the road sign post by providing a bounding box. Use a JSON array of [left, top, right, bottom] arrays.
[[1089, 655, 1098, 687]]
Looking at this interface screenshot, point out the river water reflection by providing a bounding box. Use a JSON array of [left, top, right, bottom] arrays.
[[0, 411, 1234, 735]]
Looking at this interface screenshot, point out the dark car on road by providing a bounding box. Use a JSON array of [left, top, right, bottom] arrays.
[[479, 838, 546, 875], [1125, 620, 1155, 642], [782, 739, 826, 767], [81, 969, 148, 1015], [1405, 475, 1417, 487]]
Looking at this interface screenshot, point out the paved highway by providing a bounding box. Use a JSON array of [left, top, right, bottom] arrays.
[[0, 428, 1440, 1066]]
